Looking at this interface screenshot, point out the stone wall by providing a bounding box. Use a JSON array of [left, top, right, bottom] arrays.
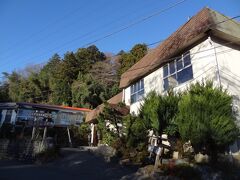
[[0, 138, 43, 161]]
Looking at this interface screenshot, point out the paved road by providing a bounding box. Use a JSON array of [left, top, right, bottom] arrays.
[[0, 148, 137, 180]]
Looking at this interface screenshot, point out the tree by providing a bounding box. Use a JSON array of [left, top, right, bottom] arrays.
[[62, 52, 81, 82], [70, 123, 91, 146], [71, 74, 105, 108], [38, 54, 62, 103], [97, 103, 127, 145], [75, 45, 106, 73], [7, 71, 22, 102], [41, 52, 80, 106], [90, 61, 118, 86], [130, 43, 148, 60], [139, 91, 180, 167], [176, 81, 239, 161], [139, 91, 180, 136], [90, 59, 120, 101], [0, 73, 10, 102], [118, 43, 147, 76], [124, 114, 149, 149]]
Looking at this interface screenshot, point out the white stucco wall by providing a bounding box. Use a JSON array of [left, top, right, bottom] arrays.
[[214, 40, 240, 129], [123, 86, 131, 106], [122, 37, 240, 153], [124, 37, 240, 115], [214, 41, 240, 97]]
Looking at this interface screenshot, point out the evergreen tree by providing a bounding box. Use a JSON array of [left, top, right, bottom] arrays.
[[118, 43, 147, 76], [139, 91, 180, 136], [75, 45, 106, 73], [0, 73, 10, 102], [176, 81, 239, 160], [71, 74, 104, 108]]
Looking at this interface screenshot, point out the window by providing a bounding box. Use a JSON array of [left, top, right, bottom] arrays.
[[163, 51, 193, 91], [131, 79, 144, 104]]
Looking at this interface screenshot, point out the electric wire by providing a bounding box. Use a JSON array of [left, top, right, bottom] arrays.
[[0, 0, 187, 69], [0, 45, 236, 101], [1, 12, 239, 71], [0, 0, 153, 60]]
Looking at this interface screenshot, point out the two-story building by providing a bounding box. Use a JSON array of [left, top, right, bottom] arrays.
[[87, 7, 240, 151], [120, 7, 240, 117], [119, 7, 240, 152]]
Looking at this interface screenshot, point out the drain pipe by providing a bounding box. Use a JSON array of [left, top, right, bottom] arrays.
[[209, 37, 222, 87]]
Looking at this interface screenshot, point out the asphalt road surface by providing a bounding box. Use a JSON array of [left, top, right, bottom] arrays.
[[0, 148, 137, 180]]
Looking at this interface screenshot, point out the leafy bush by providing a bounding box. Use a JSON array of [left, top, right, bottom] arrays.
[[70, 123, 91, 146], [97, 102, 126, 146], [139, 91, 180, 137], [124, 115, 149, 148], [119, 115, 150, 163], [176, 81, 239, 161]]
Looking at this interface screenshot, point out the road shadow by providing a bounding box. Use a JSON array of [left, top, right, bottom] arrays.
[[0, 148, 137, 180]]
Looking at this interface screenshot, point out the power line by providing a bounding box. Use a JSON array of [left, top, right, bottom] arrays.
[[121, 43, 232, 79], [0, 10, 239, 74], [81, 0, 188, 47], [219, 68, 240, 81], [0, 60, 222, 101], [0, 0, 187, 69], [0, 36, 237, 80], [0, 0, 161, 60], [0, 48, 236, 103], [147, 40, 165, 47], [0, 0, 138, 60], [176, 65, 217, 92], [0, 45, 234, 88], [1, 11, 239, 72], [0, 0, 109, 55], [177, 67, 240, 92]]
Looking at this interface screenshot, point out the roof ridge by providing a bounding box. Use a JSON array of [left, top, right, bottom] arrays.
[[119, 7, 240, 88], [121, 7, 211, 78]]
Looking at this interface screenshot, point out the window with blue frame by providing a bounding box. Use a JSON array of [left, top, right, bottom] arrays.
[[163, 51, 193, 91], [131, 79, 144, 104]]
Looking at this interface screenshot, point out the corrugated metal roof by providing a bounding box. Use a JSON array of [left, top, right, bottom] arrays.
[[0, 102, 91, 113]]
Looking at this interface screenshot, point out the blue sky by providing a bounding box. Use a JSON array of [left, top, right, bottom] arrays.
[[0, 0, 239, 75]]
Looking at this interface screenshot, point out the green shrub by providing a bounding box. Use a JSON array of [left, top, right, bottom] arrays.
[[70, 123, 91, 146], [97, 102, 126, 146], [176, 81, 239, 161], [124, 115, 149, 149], [139, 91, 180, 137]]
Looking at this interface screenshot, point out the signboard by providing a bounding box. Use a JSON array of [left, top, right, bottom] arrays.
[[31, 112, 52, 118], [16, 109, 83, 127]]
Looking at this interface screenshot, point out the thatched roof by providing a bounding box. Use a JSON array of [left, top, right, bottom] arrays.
[[85, 92, 129, 123], [120, 7, 240, 88]]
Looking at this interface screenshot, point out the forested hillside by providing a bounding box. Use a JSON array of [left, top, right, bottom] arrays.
[[0, 44, 147, 108]]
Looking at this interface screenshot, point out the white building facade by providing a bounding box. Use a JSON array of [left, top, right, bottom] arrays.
[[123, 38, 240, 117], [120, 8, 240, 153]]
